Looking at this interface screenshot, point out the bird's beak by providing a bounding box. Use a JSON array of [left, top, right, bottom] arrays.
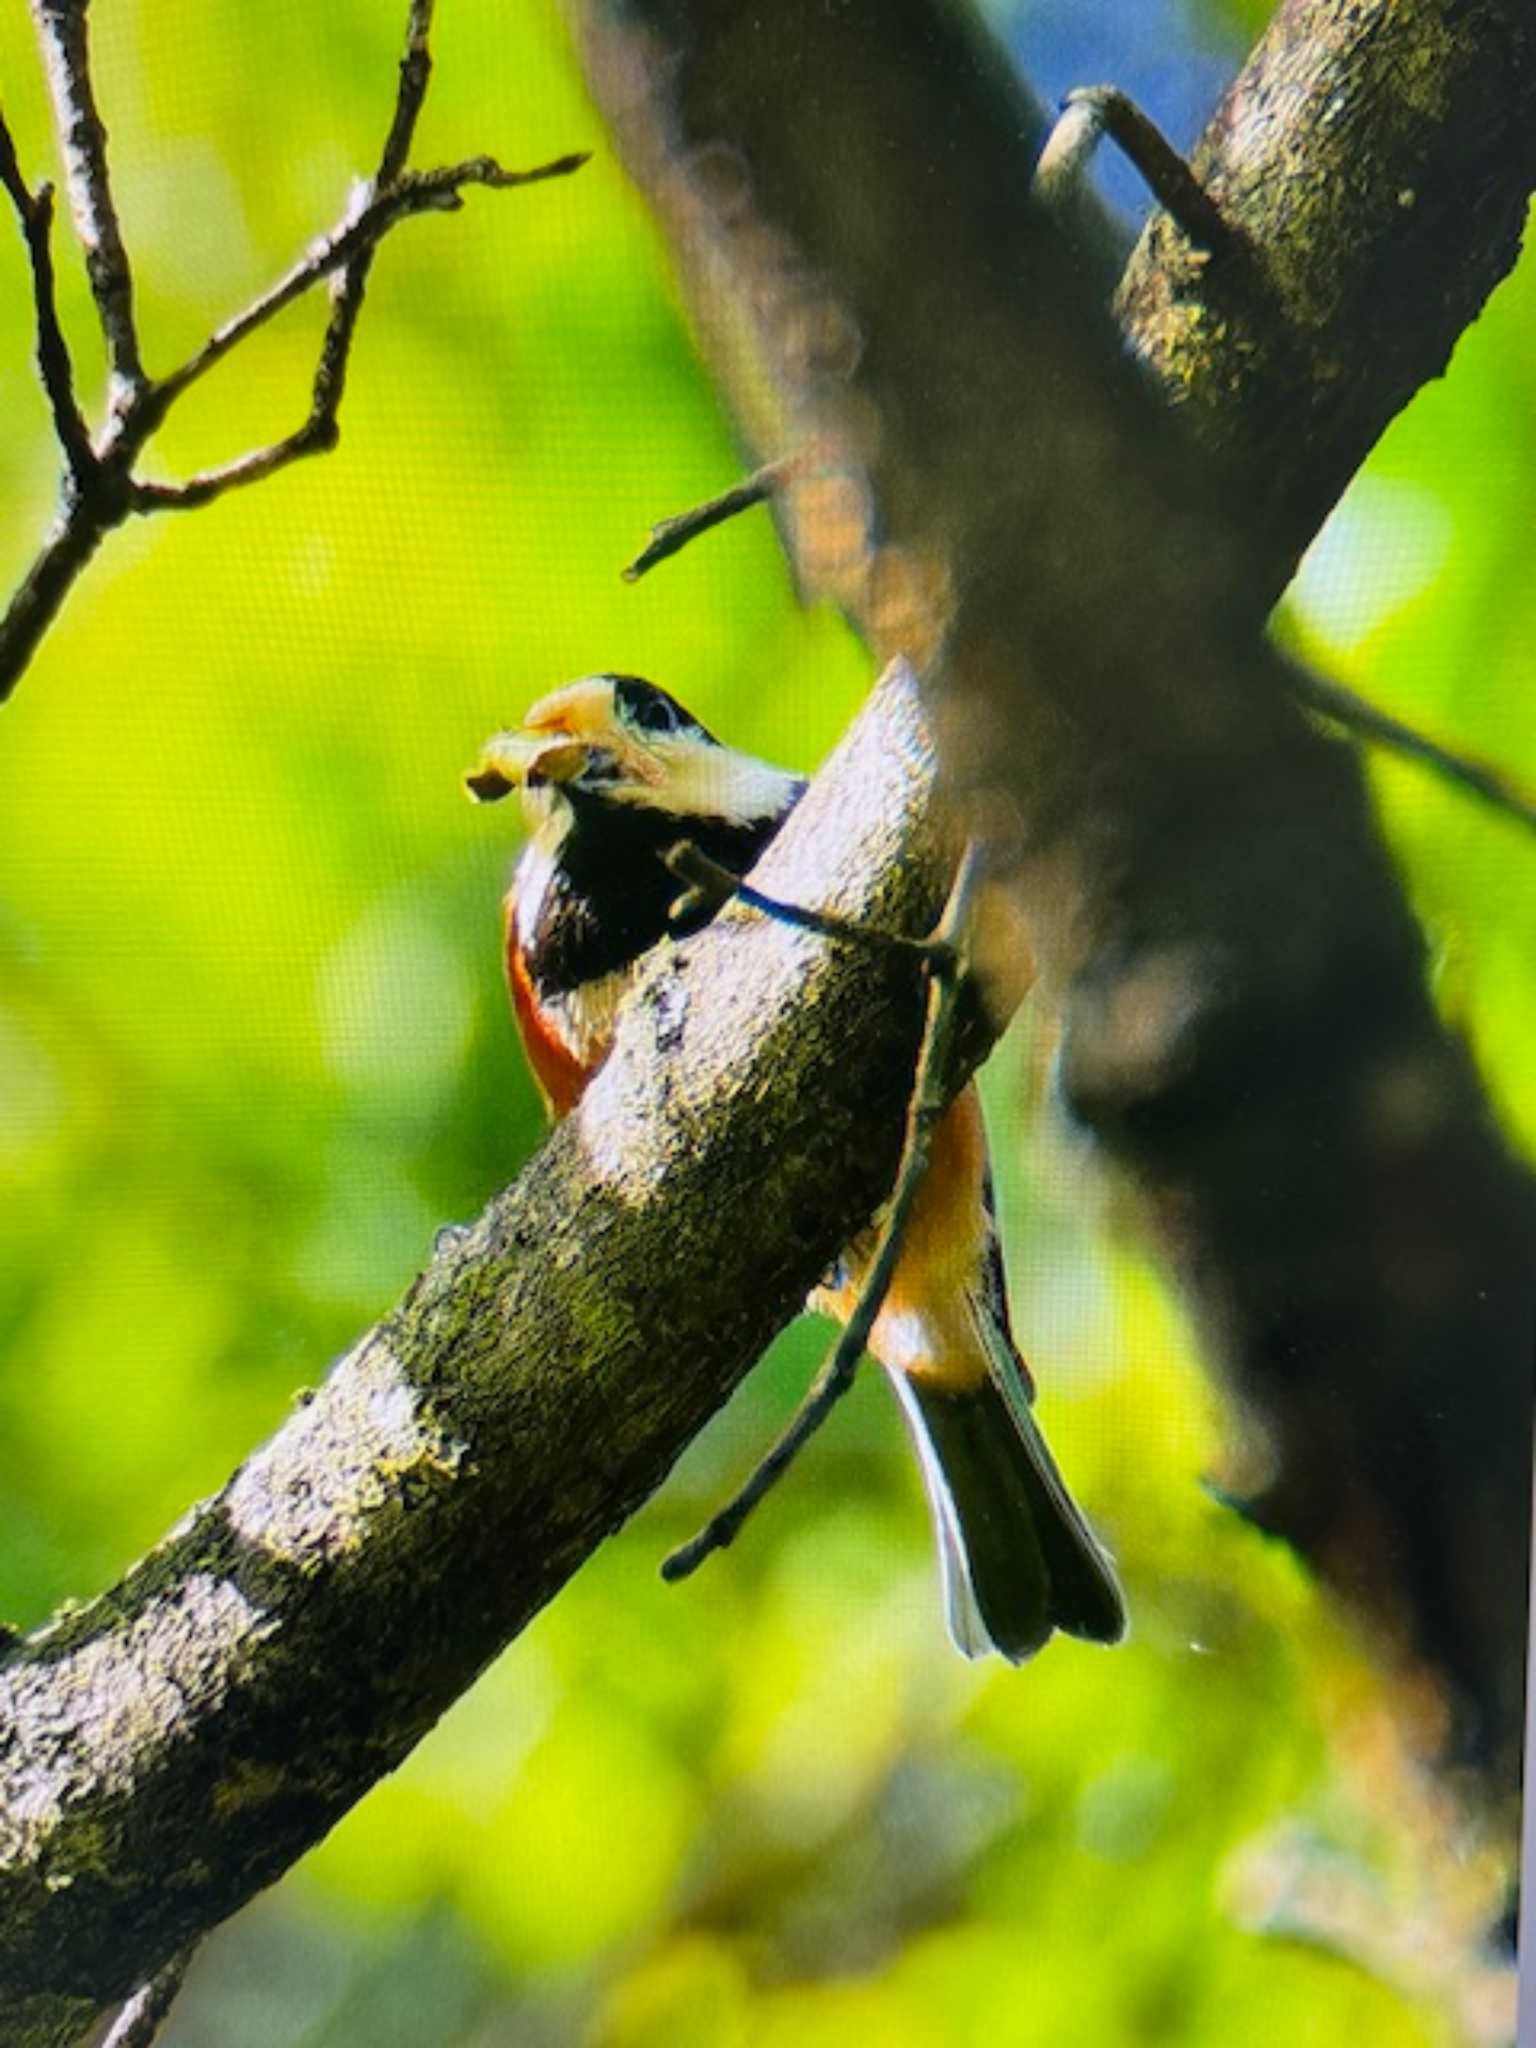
[[464, 731, 590, 803], [464, 678, 620, 804]]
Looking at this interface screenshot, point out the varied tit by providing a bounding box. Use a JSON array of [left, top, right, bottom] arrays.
[[468, 673, 1124, 1661]]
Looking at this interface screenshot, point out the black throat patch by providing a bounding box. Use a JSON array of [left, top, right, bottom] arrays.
[[523, 785, 804, 997]]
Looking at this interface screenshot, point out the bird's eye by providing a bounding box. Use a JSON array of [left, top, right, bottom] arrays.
[[632, 696, 679, 734], [613, 675, 683, 736]]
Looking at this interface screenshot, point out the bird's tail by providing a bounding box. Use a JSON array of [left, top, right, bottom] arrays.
[[886, 1323, 1125, 1662]]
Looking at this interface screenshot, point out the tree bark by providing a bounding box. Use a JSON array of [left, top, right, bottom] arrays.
[[0, 668, 951, 2045], [1117, 0, 1536, 604], [570, 0, 1536, 1787]]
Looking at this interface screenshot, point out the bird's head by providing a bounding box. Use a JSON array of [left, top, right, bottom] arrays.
[[466, 674, 800, 840]]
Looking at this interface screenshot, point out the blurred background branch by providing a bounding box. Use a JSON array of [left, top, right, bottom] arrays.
[[571, 0, 1535, 1798]]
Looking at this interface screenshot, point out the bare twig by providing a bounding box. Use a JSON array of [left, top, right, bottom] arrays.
[[294, 0, 436, 454], [128, 151, 587, 512], [662, 844, 983, 1581], [0, 110, 93, 485], [1286, 661, 1536, 835], [30, 0, 146, 400], [1036, 86, 1237, 257], [150, 151, 587, 419], [0, 1, 587, 702], [663, 838, 946, 963], [623, 453, 800, 581], [100, 1947, 196, 2048], [379, 0, 436, 186]]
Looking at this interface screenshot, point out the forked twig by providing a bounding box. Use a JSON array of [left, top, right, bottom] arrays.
[[662, 843, 983, 1582], [148, 153, 587, 430], [0, 0, 586, 701]]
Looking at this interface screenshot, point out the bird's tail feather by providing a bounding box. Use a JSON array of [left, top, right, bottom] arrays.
[[887, 1329, 1124, 1662]]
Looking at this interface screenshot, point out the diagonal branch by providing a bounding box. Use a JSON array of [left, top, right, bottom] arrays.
[[0, 665, 955, 2048], [148, 152, 588, 423], [662, 841, 983, 1579], [1287, 660, 1536, 836], [129, 153, 587, 511], [1116, 0, 1536, 606], [3, 0, 1533, 2033]]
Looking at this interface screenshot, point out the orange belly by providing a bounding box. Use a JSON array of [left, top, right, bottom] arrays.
[[507, 929, 591, 1118], [810, 1086, 1012, 1397]]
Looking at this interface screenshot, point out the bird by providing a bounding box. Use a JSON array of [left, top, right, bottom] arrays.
[[467, 672, 1124, 1661]]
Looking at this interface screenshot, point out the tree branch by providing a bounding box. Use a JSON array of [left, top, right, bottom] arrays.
[[1116, 0, 1536, 608], [1287, 659, 1536, 836], [570, 0, 1536, 1797], [5, 0, 1534, 2029], [662, 840, 983, 1579], [147, 152, 588, 423], [0, 667, 957, 2048]]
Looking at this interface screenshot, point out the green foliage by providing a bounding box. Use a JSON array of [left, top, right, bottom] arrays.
[[0, 3, 1524, 2042]]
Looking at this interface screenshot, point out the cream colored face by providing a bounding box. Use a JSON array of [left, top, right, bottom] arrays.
[[464, 674, 802, 834], [465, 678, 654, 810]]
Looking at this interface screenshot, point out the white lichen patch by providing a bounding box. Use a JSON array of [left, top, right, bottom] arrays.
[[0, 1574, 265, 1858], [224, 1333, 466, 1565]]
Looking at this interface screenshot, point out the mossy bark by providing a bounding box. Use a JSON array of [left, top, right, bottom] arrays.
[[0, 670, 951, 2042], [1118, 0, 1536, 601]]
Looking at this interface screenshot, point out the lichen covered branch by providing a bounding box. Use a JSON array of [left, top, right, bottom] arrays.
[[1116, 0, 1536, 603], [0, 667, 956, 2048]]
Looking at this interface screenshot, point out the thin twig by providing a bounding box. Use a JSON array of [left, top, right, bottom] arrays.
[[130, 430, 335, 512], [663, 839, 949, 964], [298, 0, 437, 450], [100, 1945, 196, 2048], [623, 454, 799, 581], [151, 153, 587, 416], [0, 107, 93, 485], [30, 0, 147, 399], [1286, 661, 1536, 835], [661, 844, 984, 1582], [379, 0, 436, 187], [1036, 85, 1236, 257]]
